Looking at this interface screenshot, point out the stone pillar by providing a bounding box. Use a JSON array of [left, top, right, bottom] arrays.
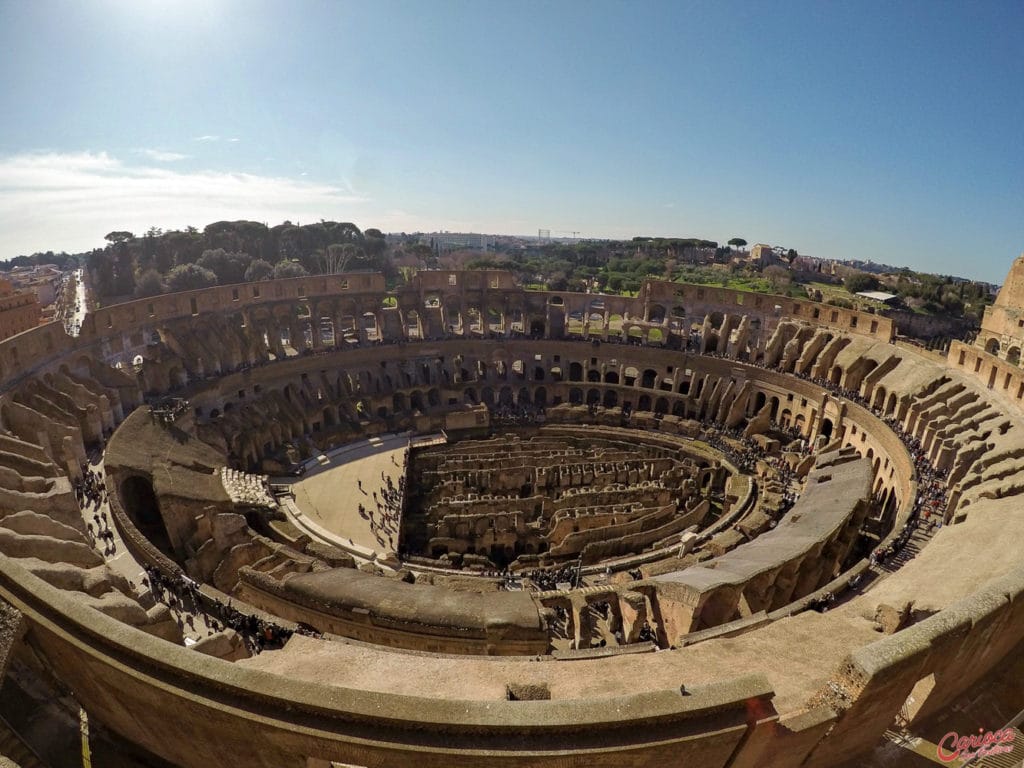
[[570, 595, 593, 650], [619, 590, 649, 644]]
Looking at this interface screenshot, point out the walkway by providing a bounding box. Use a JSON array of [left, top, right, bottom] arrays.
[[279, 433, 410, 564]]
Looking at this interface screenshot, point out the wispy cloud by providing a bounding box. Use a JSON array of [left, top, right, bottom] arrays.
[[0, 151, 369, 257], [193, 134, 220, 142], [135, 148, 189, 162]]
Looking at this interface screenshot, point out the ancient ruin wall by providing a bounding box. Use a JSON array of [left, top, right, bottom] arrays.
[[0, 269, 1021, 768]]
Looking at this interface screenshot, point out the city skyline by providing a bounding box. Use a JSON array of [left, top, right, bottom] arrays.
[[1, 0, 1022, 283]]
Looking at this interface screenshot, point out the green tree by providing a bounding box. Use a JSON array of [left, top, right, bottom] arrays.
[[197, 248, 251, 284], [244, 258, 274, 282], [272, 259, 309, 279], [87, 249, 115, 298], [167, 263, 218, 292], [134, 268, 165, 297], [844, 273, 881, 293], [727, 237, 747, 249]]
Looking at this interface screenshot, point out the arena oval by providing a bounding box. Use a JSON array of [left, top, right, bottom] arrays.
[[2, 265, 1024, 768]]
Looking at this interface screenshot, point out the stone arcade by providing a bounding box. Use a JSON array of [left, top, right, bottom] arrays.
[[1, 262, 1024, 766]]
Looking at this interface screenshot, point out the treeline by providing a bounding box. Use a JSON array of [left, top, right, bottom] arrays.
[[889, 271, 992, 318], [473, 238, 729, 293], [844, 269, 993, 319], [87, 220, 392, 301], [1, 251, 81, 271]]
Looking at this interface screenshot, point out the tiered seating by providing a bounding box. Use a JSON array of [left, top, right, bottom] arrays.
[[220, 467, 277, 508]]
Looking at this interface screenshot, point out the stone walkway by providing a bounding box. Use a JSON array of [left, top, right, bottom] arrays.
[[282, 434, 409, 563], [77, 455, 213, 645]]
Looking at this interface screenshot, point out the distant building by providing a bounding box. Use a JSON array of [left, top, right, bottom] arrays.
[[0, 278, 42, 340], [418, 232, 495, 253], [747, 244, 782, 267], [5, 264, 62, 308]]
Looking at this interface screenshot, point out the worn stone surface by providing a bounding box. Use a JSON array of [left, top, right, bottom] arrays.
[[4, 266, 1024, 767], [0, 598, 25, 682]]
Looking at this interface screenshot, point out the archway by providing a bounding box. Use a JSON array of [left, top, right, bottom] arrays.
[[534, 387, 548, 407], [120, 476, 174, 557]]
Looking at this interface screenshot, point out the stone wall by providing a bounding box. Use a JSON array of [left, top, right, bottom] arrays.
[[1, 267, 1024, 767]]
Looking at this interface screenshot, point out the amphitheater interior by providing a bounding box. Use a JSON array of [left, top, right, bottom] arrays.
[[2, 261, 1024, 767]]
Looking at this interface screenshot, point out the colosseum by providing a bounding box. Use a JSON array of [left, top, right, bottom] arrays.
[[1, 258, 1024, 767]]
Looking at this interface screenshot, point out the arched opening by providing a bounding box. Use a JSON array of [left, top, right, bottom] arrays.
[[820, 418, 834, 440], [569, 388, 583, 405], [638, 394, 652, 411], [603, 390, 618, 408], [604, 370, 619, 385], [882, 392, 897, 416], [569, 362, 584, 382], [872, 386, 887, 411], [586, 388, 601, 405], [753, 391, 767, 414], [641, 369, 658, 388], [1008, 347, 1021, 366], [534, 387, 547, 406], [120, 476, 174, 557], [985, 338, 1000, 356], [587, 369, 601, 382]]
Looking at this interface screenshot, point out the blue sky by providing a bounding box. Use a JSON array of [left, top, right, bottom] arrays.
[[0, 0, 1022, 282]]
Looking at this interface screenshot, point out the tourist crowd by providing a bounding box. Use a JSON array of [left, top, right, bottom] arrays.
[[141, 565, 302, 654], [357, 449, 408, 551]]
